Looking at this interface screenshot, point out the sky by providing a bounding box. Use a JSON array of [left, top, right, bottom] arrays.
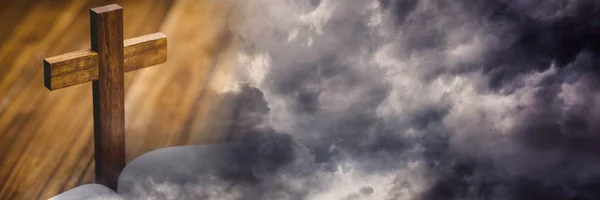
[[122, 0, 600, 199]]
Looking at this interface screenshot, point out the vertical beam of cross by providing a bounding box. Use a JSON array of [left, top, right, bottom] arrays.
[[90, 5, 125, 190]]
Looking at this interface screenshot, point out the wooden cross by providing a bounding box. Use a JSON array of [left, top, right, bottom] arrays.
[[42, 4, 167, 190]]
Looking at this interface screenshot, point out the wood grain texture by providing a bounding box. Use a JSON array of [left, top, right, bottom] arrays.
[[0, 0, 240, 199], [90, 4, 126, 190], [122, 0, 237, 159], [44, 33, 167, 90]]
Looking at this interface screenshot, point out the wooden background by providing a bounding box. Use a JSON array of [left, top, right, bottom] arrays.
[[0, 0, 241, 199]]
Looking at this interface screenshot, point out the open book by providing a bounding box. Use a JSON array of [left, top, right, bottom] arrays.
[[51, 143, 239, 200]]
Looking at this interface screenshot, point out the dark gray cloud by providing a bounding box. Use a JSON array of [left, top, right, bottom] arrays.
[[128, 0, 600, 199], [224, 0, 600, 199]]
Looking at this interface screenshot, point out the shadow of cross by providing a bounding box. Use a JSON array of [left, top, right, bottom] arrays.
[[42, 4, 167, 190]]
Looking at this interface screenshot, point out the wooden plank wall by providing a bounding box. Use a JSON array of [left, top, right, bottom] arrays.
[[0, 0, 239, 199]]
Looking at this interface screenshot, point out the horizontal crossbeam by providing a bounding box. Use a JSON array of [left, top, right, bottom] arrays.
[[43, 32, 167, 90]]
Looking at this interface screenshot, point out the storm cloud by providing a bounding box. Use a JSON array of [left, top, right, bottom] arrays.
[[127, 0, 600, 199]]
